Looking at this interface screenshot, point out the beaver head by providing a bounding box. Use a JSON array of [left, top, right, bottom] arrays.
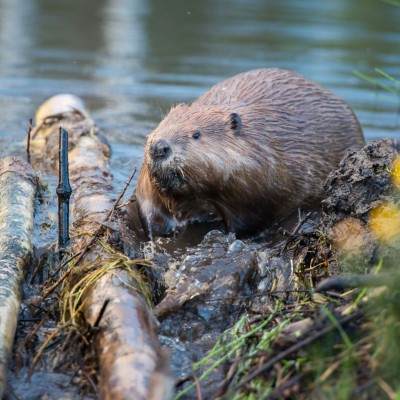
[[145, 103, 244, 198], [135, 103, 264, 237]]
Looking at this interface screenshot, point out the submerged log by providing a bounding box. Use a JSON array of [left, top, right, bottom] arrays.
[[0, 157, 36, 397], [32, 94, 172, 399]]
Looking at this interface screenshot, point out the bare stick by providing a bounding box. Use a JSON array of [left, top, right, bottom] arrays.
[[26, 119, 33, 164], [45, 250, 83, 285], [56, 127, 72, 249], [291, 211, 312, 236], [106, 167, 137, 220], [93, 299, 110, 329], [16, 320, 44, 356], [29, 323, 68, 378], [176, 376, 202, 400]]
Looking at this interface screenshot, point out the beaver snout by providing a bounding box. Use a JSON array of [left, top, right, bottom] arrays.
[[150, 139, 172, 161]]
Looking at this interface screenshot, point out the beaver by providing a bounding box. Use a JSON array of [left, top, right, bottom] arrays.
[[134, 68, 365, 238]]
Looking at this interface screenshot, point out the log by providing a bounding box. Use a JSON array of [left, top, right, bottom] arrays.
[[32, 94, 173, 399], [0, 157, 36, 397]]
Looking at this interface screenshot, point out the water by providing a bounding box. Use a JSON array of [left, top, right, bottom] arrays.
[[0, 0, 399, 189]]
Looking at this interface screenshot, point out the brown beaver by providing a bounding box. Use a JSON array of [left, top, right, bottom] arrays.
[[134, 68, 365, 238]]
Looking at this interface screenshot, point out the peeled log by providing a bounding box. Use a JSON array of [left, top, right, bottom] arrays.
[[84, 272, 169, 399], [0, 157, 36, 397], [32, 95, 172, 400]]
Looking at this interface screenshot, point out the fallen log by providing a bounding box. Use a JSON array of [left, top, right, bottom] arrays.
[[0, 157, 36, 397], [31, 94, 173, 399]]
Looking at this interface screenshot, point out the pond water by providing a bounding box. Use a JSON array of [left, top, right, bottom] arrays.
[[0, 0, 399, 189]]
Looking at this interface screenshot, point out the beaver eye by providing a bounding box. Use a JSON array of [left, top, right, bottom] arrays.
[[192, 131, 201, 140]]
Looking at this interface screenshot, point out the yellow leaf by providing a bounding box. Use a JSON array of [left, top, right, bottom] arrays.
[[369, 202, 400, 242]]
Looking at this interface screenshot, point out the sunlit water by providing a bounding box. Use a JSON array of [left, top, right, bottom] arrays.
[[0, 0, 399, 191]]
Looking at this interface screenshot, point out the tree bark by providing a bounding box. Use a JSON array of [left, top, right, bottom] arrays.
[[0, 157, 36, 397]]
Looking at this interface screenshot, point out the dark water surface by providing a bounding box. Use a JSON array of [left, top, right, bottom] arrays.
[[0, 0, 399, 188]]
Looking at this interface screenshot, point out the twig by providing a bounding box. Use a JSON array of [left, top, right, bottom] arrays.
[[292, 210, 311, 236], [176, 376, 202, 400], [29, 255, 46, 284], [235, 311, 361, 390], [81, 369, 99, 397], [16, 320, 44, 355], [116, 198, 135, 209], [106, 167, 137, 220], [93, 299, 110, 329], [29, 325, 65, 379], [377, 378, 396, 399], [279, 211, 312, 254], [45, 250, 83, 285], [26, 118, 33, 164], [210, 361, 239, 399], [43, 268, 74, 299]]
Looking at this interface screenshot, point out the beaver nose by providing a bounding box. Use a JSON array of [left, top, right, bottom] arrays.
[[150, 139, 171, 160]]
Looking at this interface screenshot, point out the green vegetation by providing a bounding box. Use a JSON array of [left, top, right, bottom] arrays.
[[354, 68, 399, 96]]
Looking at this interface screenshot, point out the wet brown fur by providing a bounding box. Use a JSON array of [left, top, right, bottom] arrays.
[[135, 68, 365, 237]]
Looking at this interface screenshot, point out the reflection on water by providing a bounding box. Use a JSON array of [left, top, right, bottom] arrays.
[[0, 0, 399, 186]]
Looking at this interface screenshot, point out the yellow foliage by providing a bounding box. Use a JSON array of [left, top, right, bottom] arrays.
[[369, 202, 400, 242]]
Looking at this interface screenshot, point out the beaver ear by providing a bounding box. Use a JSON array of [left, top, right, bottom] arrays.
[[229, 112, 242, 134]]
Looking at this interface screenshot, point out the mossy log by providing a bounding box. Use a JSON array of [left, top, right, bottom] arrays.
[[32, 95, 172, 400], [0, 157, 36, 397]]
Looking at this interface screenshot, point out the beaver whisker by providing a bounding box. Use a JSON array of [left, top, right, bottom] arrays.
[[177, 165, 185, 179]]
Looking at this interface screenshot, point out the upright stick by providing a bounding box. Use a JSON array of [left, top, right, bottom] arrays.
[[56, 127, 72, 248], [26, 118, 33, 164]]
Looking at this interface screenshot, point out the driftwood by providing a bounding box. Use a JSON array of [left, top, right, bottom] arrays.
[[31, 94, 172, 400], [0, 157, 36, 397]]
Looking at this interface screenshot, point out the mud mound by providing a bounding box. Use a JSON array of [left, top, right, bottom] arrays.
[[323, 138, 400, 224], [322, 138, 400, 271]]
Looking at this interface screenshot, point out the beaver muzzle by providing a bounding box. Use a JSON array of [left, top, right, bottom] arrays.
[[148, 139, 186, 194], [149, 139, 172, 161]]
